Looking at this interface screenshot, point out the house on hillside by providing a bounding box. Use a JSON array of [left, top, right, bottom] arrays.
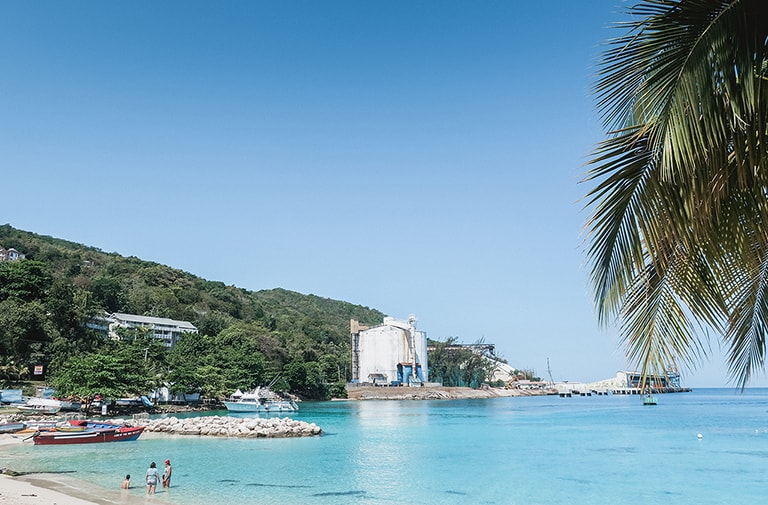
[[0, 247, 26, 261], [350, 315, 428, 386]]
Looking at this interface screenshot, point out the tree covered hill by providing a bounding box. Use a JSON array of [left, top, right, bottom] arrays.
[[0, 224, 384, 398]]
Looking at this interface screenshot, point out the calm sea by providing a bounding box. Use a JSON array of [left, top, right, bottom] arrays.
[[4, 388, 767, 504]]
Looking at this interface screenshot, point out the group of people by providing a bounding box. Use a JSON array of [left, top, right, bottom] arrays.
[[120, 459, 172, 495]]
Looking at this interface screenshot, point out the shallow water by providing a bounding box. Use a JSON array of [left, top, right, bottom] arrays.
[[4, 388, 768, 504]]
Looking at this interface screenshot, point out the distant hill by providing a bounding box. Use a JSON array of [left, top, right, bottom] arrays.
[[0, 224, 384, 381]]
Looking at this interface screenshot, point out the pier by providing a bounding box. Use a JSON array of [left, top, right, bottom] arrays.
[[558, 387, 690, 397], [558, 388, 611, 398], [610, 387, 691, 395]]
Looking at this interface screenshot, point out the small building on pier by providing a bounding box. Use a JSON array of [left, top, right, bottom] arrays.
[[588, 370, 690, 394]]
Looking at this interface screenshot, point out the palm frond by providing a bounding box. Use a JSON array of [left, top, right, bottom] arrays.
[[584, 0, 768, 387]]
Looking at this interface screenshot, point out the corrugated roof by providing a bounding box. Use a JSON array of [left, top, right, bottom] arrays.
[[111, 312, 197, 330]]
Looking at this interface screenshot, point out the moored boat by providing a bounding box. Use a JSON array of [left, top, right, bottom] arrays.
[[32, 423, 145, 445], [223, 387, 298, 413]]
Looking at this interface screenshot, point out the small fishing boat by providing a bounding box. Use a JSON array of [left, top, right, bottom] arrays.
[[15, 421, 58, 434], [67, 420, 123, 430], [17, 397, 62, 415], [223, 386, 298, 413], [17, 404, 61, 415], [0, 422, 26, 434], [32, 422, 145, 445], [643, 392, 657, 406]]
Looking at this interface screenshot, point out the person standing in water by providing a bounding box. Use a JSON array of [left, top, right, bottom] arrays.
[[145, 462, 159, 495], [121, 474, 130, 489], [162, 459, 172, 488]]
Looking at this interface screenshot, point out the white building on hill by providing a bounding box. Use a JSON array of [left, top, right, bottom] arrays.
[[350, 315, 428, 386], [0, 247, 25, 261], [108, 313, 197, 348]]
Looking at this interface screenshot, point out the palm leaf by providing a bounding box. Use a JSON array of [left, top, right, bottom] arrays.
[[584, 0, 768, 387]]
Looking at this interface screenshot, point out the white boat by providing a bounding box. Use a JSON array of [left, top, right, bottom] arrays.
[[18, 398, 62, 414], [223, 387, 298, 413]]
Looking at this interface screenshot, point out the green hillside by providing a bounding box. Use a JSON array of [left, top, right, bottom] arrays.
[[0, 224, 384, 399]]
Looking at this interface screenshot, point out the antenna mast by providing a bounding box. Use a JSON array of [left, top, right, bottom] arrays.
[[547, 358, 555, 387]]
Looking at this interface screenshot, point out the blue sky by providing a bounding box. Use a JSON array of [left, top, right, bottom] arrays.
[[1, 1, 761, 388]]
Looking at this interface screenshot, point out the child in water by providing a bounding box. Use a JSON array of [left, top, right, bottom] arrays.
[[162, 459, 172, 488]]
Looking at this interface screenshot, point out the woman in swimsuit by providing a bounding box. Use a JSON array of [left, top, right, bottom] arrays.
[[162, 459, 172, 488]]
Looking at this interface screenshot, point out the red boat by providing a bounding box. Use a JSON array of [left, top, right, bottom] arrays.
[[32, 424, 145, 445]]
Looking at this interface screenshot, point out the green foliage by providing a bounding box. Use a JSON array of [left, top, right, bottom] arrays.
[[584, 0, 768, 387], [427, 338, 496, 388], [284, 361, 329, 400], [0, 299, 54, 366], [0, 225, 386, 399], [328, 380, 348, 399], [0, 260, 52, 302], [514, 369, 541, 382], [49, 344, 154, 411], [0, 356, 29, 387]]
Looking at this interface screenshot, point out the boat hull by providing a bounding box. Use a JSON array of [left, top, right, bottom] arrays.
[[223, 400, 298, 412], [0, 422, 26, 434], [17, 405, 61, 415], [32, 426, 145, 445]]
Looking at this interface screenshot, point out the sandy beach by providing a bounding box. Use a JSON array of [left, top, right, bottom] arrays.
[[1, 473, 104, 505], [0, 471, 179, 505], [0, 434, 177, 505]]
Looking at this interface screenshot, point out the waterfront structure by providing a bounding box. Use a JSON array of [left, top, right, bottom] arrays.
[[585, 370, 689, 394], [91, 313, 197, 348], [350, 315, 428, 385], [619, 370, 681, 389]]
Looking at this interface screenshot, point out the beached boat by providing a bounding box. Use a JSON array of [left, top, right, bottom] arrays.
[[67, 420, 124, 430], [0, 422, 26, 434], [17, 404, 61, 414], [223, 387, 299, 413], [17, 397, 63, 415], [56, 399, 82, 412], [32, 422, 145, 445], [15, 421, 59, 434]]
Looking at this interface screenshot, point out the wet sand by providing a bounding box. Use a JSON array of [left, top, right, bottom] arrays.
[[0, 472, 176, 505]]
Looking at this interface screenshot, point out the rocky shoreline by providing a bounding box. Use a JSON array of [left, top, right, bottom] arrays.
[[135, 414, 322, 438], [344, 385, 556, 401], [0, 414, 322, 439]]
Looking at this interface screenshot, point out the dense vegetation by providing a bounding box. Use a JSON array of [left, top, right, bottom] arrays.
[[0, 225, 507, 401], [0, 225, 384, 400]]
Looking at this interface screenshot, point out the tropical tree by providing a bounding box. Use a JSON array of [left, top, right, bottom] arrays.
[[166, 333, 217, 394], [584, 0, 768, 388], [49, 348, 153, 412], [427, 338, 496, 387]]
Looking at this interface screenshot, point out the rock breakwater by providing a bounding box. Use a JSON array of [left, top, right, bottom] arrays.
[[136, 415, 322, 438]]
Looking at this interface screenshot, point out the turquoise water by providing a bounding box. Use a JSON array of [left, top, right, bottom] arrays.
[[4, 388, 768, 504]]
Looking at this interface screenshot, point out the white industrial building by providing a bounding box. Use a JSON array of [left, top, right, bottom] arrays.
[[350, 315, 428, 386]]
